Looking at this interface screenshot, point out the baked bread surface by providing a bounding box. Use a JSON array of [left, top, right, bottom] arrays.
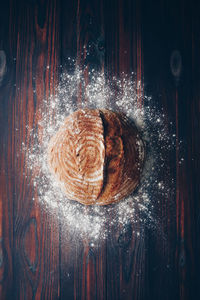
[[48, 109, 145, 205]]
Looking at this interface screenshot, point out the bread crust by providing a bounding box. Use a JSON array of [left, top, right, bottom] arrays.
[[47, 109, 145, 205]]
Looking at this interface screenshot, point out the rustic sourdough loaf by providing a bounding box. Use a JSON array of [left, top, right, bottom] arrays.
[[47, 109, 145, 205]]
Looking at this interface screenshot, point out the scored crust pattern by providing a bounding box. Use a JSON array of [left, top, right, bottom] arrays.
[[47, 109, 145, 205]]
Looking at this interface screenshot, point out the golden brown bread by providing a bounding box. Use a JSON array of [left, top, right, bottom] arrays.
[[47, 109, 145, 205]]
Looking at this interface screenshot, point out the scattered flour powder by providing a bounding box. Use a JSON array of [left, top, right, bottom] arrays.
[[26, 62, 176, 245]]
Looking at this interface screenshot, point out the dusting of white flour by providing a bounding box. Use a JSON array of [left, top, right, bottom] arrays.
[[26, 62, 176, 245]]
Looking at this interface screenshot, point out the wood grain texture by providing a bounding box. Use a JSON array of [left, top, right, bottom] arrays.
[[1, 0, 61, 299], [0, 0, 199, 299], [142, 1, 200, 299]]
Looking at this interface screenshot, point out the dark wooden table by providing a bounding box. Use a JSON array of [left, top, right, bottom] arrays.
[[0, 0, 199, 299]]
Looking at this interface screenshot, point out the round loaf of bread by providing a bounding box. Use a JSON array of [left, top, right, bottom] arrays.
[[47, 109, 145, 205]]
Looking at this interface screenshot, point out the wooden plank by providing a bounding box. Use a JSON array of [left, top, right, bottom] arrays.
[[0, 2, 15, 298], [104, 1, 147, 299], [59, 1, 107, 299], [0, 0, 61, 299], [142, 0, 200, 299], [141, 1, 179, 298]]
